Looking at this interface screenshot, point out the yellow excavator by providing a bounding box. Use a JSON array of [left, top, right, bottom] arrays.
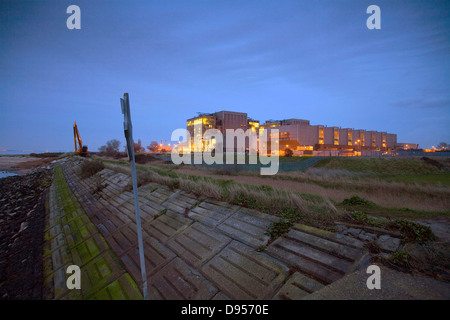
[[73, 121, 89, 156]]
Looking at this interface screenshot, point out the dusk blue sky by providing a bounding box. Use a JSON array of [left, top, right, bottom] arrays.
[[1, 0, 449, 153]]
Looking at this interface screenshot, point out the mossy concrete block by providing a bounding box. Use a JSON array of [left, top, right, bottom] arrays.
[[59, 207, 84, 225], [64, 219, 98, 249], [70, 233, 109, 267], [44, 264, 73, 299], [61, 210, 89, 226], [49, 245, 73, 272], [91, 274, 143, 300], [44, 223, 64, 242], [43, 162, 143, 300], [43, 233, 66, 257], [78, 251, 126, 299], [45, 211, 62, 231]]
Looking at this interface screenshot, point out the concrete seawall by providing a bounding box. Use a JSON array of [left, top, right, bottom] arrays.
[[42, 157, 450, 300], [43, 157, 370, 300]]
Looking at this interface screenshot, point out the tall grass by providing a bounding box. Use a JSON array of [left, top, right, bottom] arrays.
[[276, 167, 450, 212], [79, 159, 105, 179], [98, 155, 450, 214], [100, 160, 340, 230]]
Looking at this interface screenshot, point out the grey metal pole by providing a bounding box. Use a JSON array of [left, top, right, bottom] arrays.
[[121, 93, 148, 300]]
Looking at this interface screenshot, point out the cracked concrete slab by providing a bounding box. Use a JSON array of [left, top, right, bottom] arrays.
[[167, 222, 231, 268], [201, 241, 289, 300], [266, 224, 368, 284], [188, 200, 239, 228], [147, 258, 218, 300], [217, 207, 279, 248], [143, 210, 193, 243]]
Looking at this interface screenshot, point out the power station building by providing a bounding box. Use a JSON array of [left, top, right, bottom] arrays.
[[260, 118, 397, 152], [186, 111, 259, 152], [186, 111, 415, 154]]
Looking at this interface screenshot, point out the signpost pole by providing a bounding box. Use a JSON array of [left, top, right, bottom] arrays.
[[121, 93, 148, 300]]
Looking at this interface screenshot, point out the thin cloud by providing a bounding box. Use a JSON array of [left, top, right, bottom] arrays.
[[394, 98, 450, 109]]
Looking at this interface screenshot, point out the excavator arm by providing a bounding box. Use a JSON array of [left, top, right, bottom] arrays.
[[73, 121, 89, 156], [73, 122, 82, 152]]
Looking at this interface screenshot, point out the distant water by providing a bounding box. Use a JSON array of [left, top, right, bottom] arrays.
[[0, 151, 32, 155], [0, 171, 18, 179]]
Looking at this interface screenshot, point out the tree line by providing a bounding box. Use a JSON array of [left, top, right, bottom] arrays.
[[98, 139, 162, 157], [437, 142, 448, 150]]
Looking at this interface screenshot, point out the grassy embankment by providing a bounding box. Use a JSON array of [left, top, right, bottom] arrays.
[[125, 155, 450, 219], [312, 157, 449, 218], [182, 156, 450, 218], [88, 154, 448, 244]]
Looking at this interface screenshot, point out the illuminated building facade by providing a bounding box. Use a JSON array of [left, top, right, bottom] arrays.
[[186, 111, 413, 153], [186, 114, 216, 152], [261, 119, 398, 152], [187, 111, 260, 152]]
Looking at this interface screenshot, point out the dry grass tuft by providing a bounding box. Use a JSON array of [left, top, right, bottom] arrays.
[[79, 160, 105, 179]]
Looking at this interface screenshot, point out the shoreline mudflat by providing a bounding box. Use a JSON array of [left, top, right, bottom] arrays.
[[0, 168, 53, 299], [0, 155, 58, 298], [0, 156, 56, 175]]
